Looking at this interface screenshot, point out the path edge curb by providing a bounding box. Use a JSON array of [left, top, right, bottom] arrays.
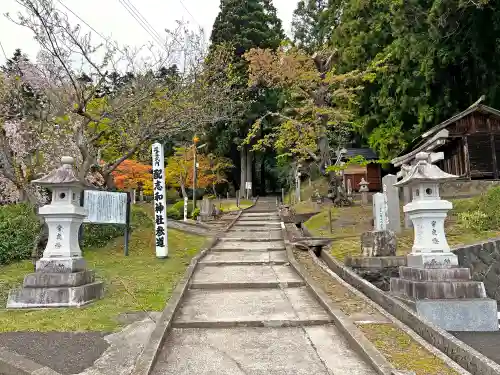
[[0, 346, 61, 375], [320, 250, 500, 375], [280, 222, 395, 375], [130, 197, 258, 375]]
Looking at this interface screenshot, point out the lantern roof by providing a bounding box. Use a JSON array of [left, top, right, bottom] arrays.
[[394, 152, 458, 187], [32, 156, 92, 189]]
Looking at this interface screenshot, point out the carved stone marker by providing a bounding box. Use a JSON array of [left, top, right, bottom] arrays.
[[390, 152, 498, 331], [7, 157, 103, 308], [200, 197, 214, 221], [372, 193, 388, 231], [382, 174, 401, 234]]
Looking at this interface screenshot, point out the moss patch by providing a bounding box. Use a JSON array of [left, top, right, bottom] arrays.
[[358, 323, 460, 375], [0, 206, 207, 332]]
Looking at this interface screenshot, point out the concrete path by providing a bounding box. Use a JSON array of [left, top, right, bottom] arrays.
[[151, 198, 376, 375]]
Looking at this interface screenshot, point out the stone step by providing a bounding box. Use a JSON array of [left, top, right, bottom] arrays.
[[200, 251, 288, 265], [212, 240, 285, 251], [153, 326, 377, 375], [390, 278, 487, 300], [222, 232, 283, 240], [173, 287, 331, 328], [234, 221, 282, 226], [228, 227, 282, 233], [236, 216, 280, 222], [241, 212, 278, 217], [399, 266, 472, 281], [190, 264, 303, 289]]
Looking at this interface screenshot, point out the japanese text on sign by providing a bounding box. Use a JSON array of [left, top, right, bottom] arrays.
[[152, 142, 168, 257], [84, 191, 127, 224]]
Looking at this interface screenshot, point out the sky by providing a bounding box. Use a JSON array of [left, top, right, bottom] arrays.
[[0, 0, 298, 66]]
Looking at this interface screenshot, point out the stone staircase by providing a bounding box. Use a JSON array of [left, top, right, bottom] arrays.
[[151, 198, 377, 374]]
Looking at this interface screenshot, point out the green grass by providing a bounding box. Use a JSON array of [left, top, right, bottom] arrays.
[[359, 324, 459, 375], [303, 198, 500, 262], [0, 206, 208, 332]]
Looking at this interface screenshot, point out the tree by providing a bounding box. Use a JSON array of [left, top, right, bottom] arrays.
[[291, 0, 336, 53], [207, 0, 285, 195], [0, 0, 242, 202], [205, 154, 234, 195], [112, 159, 153, 195]]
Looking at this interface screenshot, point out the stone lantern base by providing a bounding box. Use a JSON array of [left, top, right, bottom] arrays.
[[390, 266, 498, 331], [7, 259, 103, 309]]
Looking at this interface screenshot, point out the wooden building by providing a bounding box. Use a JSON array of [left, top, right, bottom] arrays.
[[342, 148, 381, 191], [392, 98, 500, 180]]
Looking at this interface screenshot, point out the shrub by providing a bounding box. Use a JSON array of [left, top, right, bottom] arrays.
[[456, 187, 500, 232], [0, 203, 41, 265], [166, 207, 182, 220], [191, 207, 200, 220]]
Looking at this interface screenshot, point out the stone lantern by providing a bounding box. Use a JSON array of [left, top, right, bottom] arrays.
[[390, 151, 498, 331], [7, 156, 104, 308], [359, 178, 370, 206], [394, 152, 458, 267]]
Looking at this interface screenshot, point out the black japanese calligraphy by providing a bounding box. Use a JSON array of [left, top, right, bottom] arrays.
[[156, 226, 165, 237], [156, 215, 165, 225], [155, 202, 165, 213], [154, 192, 164, 201], [156, 236, 165, 247], [154, 180, 162, 191], [153, 169, 163, 179]]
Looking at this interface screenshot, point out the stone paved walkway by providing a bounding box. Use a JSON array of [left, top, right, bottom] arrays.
[[151, 198, 377, 375]]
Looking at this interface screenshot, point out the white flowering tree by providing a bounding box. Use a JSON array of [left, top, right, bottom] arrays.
[[0, 0, 242, 203]]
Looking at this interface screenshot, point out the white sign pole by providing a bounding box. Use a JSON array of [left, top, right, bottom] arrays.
[[184, 196, 188, 222], [152, 142, 168, 258]]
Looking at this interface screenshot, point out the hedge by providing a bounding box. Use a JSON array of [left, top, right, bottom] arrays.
[[0, 203, 150, 266]]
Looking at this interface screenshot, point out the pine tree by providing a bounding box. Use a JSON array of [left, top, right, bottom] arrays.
[[210, 0, 284, 58], [291, 0, 335, 52]]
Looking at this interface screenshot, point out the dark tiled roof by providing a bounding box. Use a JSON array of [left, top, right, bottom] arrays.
[[344, 148, 378, 160]]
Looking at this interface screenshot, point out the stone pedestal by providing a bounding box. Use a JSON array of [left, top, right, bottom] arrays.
[[6, 156, 104, 309], [361, 230, 396, 257], [391, 152, 498, 331], [391, 266, 497, 331], [200, 197, 214, 221]]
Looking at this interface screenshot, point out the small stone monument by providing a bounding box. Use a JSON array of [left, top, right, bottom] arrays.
[[382, 174, 401, 234], [359, 178, 369, 205], [200, 196, 214, 221], [360, 192, 397, 257], [7, 157, 104, 308], [391, 152, 498, 331]]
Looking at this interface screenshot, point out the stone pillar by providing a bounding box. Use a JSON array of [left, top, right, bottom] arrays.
[[390, 152, 498, 331], [183, 196, 188, 222], [359, 178, 369, 206], [240, 147, 246, 199], [130, 189, 136, 204], [382, 174, 401, 234], [246, 149, 252, 199], [402, 186, 412, 228], [7, 157, 103, 308]]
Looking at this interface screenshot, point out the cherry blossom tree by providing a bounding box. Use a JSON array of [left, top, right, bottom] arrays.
[[0, 0, 242, 203]]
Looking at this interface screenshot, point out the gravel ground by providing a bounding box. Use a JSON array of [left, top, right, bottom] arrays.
[[0, 332, 109, 374]]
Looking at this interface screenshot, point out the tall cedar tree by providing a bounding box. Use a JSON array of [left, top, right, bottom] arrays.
[[207, 0, 285, 192]]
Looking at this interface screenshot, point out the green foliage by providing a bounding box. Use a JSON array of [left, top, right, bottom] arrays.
[[0, 204, 40, 265], [0, 204, 150, 265], [82, 208, 150, 249], [167, 200, 194, 220], [457, 187, 500, 232], [191, 208, 201, 220], [291, 0, 500, 159]]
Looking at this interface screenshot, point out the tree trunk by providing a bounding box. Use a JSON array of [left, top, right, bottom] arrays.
[[212, 183, 217, 196], [240, 146, 247, 199], [180, 183, 187, 199], [260, 153, 266, 196], [246, 150, 252, 198]]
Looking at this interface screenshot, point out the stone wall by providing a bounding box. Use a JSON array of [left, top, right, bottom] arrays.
[[320, 251, 500, 375], [453, 238, 500, 301], [440, 180, 500, 198]]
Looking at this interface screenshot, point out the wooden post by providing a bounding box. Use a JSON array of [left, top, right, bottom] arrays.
[[328, 209, 333, 234], [463, 136, 471, 180], [488, 118, 499, 179]]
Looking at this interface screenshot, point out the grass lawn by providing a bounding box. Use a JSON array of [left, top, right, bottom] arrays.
[[303, 199, 500, 262], [0, 206, 208, 332]]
